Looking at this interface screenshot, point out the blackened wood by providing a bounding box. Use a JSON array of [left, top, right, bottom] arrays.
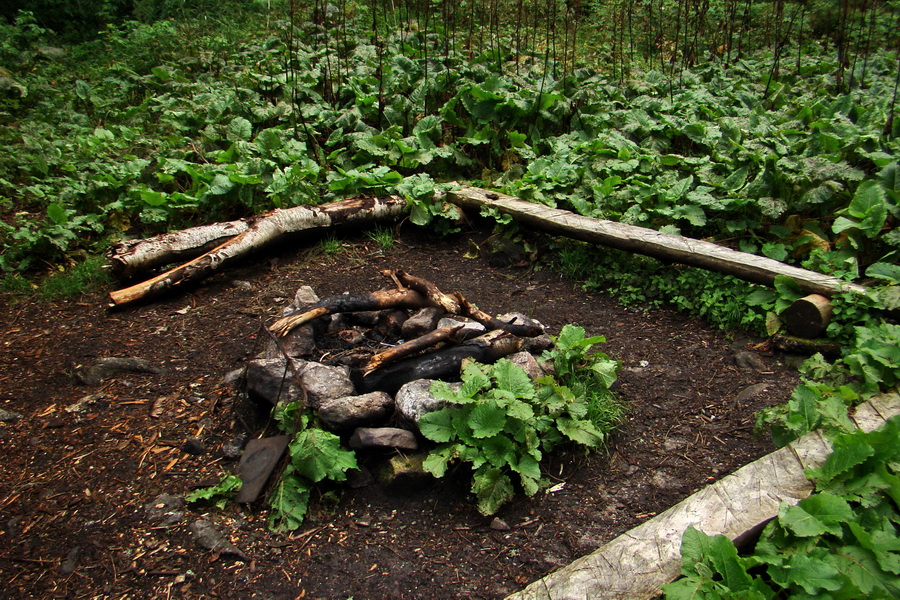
[[357, 330, 523, 394], [454, 293, 544, 337], [270, 288, 428, 337], [383, 269, 462, 313], [363, 325, 464, 375]]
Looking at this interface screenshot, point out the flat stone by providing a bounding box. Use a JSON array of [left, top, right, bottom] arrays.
[[183, 438, 206, 455], [734, 351, 767, 372], [235, 435, 291, 503], [733, 383, 769, 406], [296, 361, 355, 408], [260, 323, 318, 359], [78, 357, 160, 386], [144, 493, 184, 528], [350, 427, 418, 452], [506, 352, 543, 380], [0, 408, 23, 422], [189, 519, 247, 559], [437, 317, 486, 339], [401, 307, 446, 339], [395, 379, 460, 423], [318, 392, 394, 431], [60, 547, 80, 574]]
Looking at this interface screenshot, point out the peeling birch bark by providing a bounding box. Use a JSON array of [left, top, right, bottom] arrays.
[[108, 195, 407, 307]]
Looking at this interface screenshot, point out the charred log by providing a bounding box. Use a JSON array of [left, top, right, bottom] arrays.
[[270, 288, 428, 337], [356, 330, 523, 394]]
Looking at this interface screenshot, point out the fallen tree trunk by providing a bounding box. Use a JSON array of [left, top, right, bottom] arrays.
[[445, 186, 868, 298], [107, 220, 250, 279], [108, 195, 407, 307], [270, 288, 429, 337], [356, 329, 523, 394]]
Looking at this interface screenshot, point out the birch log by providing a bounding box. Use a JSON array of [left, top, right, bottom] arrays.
[[107, 220, 250, 279], [446, 186, 868, 298], [109, 195, 407, 307]]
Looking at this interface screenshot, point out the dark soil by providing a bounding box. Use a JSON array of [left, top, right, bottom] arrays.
[[0, 226, 799, 600]]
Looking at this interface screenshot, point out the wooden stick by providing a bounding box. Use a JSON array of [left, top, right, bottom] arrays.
[[382, 270, 462, 313], [363, 325, 464, 375], [270, 288, 428, 337]]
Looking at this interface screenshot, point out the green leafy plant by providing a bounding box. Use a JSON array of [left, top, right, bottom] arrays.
[[267, 402, 358, 532], [185, 473, 243, 510], [366, 225, 395, 251], [663, 416, 900, 600], [420, 325, 621, 515]]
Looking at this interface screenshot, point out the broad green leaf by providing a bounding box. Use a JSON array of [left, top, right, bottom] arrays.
[[589, 359, 619, 388], [767, 550, 842, 593], [779, 492, 852, 537], [459, 361, 491, 398], [267, 472, 310, 532], [185, 474, 242, 509], [491, 359, 535, 399], [46, 203, 68, 225], [836, 180, 888, 238], [150, 66, 172, 82], [811, 440, 875, 485], [289, 429, 357, 483], [423, 444, 461, 477], [722, 166, 749, 191], [93, 127, 114, 140], [208, 173, 234, 195], [471, 466, 514, 515], [419, 408, 457, 442], [468, 402, 507, 439], [479, 434, 516, 467], [226, 117, 253, 142], [866, 262, 900, 283], [139, 190, 168, 207], [679, 526, 755, 592], [556, 417, 604, 447]]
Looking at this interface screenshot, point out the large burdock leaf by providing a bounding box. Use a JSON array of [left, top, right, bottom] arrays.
[[226, 117, 253, 142], [472, 466, 514, 515], [289, 429, 357, 483]]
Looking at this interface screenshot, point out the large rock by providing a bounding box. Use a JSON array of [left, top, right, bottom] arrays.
[[246, 358, 354, 407], [349, 427, 418, 452], [299, 361, 355, 407], [401, 307, 446, 339], [260, 323, 318, 359], [318, 392, 395, 431], [395, 379, 460, 423], [246, 357, 305, 405]]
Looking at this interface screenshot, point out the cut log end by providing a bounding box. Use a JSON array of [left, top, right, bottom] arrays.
[[780, 294, 833, 339]]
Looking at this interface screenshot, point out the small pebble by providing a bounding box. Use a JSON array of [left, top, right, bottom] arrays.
[[183, 438, 206, 455], [490, 517, 510, 531]]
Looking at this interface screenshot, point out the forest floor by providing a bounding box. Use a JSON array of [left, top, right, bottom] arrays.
[[0, 224, 800, 600]]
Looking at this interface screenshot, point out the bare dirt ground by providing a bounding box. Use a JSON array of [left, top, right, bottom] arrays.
[[0, 225, 799, 600]]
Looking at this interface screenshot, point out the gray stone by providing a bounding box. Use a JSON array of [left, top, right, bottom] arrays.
[[78, 357, 160, 386], [248, 357, 353, 407], [496, 312, 544, 332], [395, 379, 460, 423], [401, 307, 446, 339], [245, 357, 305, 405], [297, 360, 355, 408], [64, 394, 105, 414], [319, 392, 394, 431], [437, 317, 486, 339], [490, 517, 511, 531], [222, 434, 248, 460], [292, 285, 319, 308], [734, 351, 768, 372], [37, 46, 66, 59], [260, 323, 318, 359], [232, 279, 252, 291], [235, 436, 291, 504], [349, 427, 418, 452], [222, 368, 245, 386], [189, 519, 247, 559], [734, 383, 769, 406], [374, 309, 408, 339], [506, 352, 543, 380], [0, 408, 23, 422], [60, 546, 80, 574], [144, 493, 184, 528]]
